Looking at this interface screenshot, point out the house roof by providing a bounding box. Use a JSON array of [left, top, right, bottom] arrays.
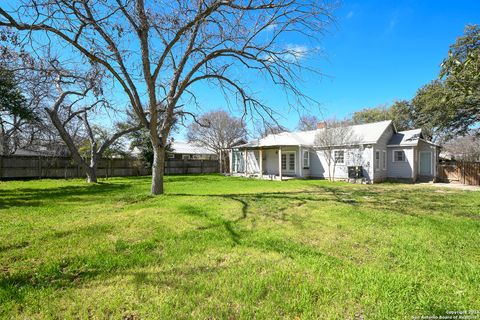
[[170, 141, 216, 155], [237, 120, 393, 148], [387, 129, 440, 148], [12, 148, 57, 157], [387, 129, 422, 146]]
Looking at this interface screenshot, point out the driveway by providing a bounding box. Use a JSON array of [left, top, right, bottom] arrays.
[[418, 182, 480, 191]]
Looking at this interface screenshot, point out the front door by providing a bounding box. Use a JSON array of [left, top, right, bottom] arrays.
[[281, 152, 296, 175], [419, 151, 432, 175]]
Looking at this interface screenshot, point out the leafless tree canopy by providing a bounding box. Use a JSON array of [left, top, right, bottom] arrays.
[[443, 134, 480, 162], [2, 45, 142, 181], [297, 114, 320, 131], [253, 120, 289, 138], [187, 110, 246, 150], [187, 109, 246, 172], [0, 0, 336, 194]]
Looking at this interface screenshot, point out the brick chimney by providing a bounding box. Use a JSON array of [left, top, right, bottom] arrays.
[[316, 121, 327, 129]]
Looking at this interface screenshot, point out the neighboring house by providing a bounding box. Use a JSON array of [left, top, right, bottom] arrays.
[[12, 148, 58, 157], [230, 120, 440, 183], [168, 141, 217, 160]]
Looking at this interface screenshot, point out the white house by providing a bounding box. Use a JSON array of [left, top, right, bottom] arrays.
[[230, 120, 440, 183]]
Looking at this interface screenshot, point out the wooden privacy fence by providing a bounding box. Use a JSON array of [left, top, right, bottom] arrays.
[[437, 162, 480, 186], [0, 155, 219, 180]]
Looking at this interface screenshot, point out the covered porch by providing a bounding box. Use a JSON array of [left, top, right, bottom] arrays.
[[230, 145, 310, 180]]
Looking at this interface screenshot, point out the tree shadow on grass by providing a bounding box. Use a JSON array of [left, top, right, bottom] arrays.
[[171, 184, 479, 241], [171, 190, 349, 244], [0, 182, 129, 209], [1, 181, 476, 311], [1, 187, 340, 302]]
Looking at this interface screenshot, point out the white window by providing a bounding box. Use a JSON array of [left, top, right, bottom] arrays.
[[281, 154, 287, 170], [334, 150, 344, 164], [393, 150, 406, 162], [382, 150, 386, 170], [375, 150, 380, 170], [167, 153, 175, 159], [303, 150, 309, 168], [182, 154, 190, 160]]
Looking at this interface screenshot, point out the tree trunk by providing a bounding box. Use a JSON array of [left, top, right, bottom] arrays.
[[85, 166, 98, 183], [0, 127, 8, 155], [151, 145, 165, 195], [46, 109, 92, 181], [85, 156, 98, 183], [218, 151, 223, 173], [327, 158, 332, 181]]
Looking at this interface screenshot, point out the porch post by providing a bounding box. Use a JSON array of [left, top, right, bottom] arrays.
[[244, 149, 247, 177], [229, 149, 233, 174], [259, 148, 263, 178], [219, 150, 223, 173], [278, 147, 282, 181], [298, 145, 303, 178]]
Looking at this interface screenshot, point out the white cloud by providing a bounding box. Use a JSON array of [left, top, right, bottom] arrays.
[[265, 23, 277, 32], [346, 11, 354, 19], [285, 44, 309, 62], [262, 44, 309, 63]]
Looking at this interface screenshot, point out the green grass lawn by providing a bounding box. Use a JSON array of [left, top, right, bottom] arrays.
[[1, 175, 479, 319]]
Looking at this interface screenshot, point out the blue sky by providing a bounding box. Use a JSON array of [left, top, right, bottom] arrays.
[[310, 0, 480, 119], [174, 0, 480, 139], [5, 0, 477, 140]]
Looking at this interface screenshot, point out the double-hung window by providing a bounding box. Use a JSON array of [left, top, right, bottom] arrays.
[[393, 150, 406, 162], [382, 150, 387, 170], [303, 151, 309, 168], [375, 150, 380, 170]]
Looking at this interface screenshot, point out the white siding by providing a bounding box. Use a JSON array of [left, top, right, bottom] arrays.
[[387, 147, 414, 179], [372, 125, 394, 182], [310, 146, 373, 181], [263, 149, 278, 175]]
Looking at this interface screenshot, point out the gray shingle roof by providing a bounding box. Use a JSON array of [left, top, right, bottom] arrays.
[[387, 129, 422, 146], [237, 120, 393, 148]]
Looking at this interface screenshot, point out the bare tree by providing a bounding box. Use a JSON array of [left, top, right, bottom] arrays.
[[443, 134, 480, 162], [297, 114, 320, 131], [44, 69, 142, 183], [187, 109, 246, 172], [0, 0, 335, 194], [314, 120, 357, 181], [253, 120, 289, 139], [6, 47, 142, 182]]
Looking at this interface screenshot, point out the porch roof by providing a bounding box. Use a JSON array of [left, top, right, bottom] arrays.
[[235, 144, 304, 150]]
